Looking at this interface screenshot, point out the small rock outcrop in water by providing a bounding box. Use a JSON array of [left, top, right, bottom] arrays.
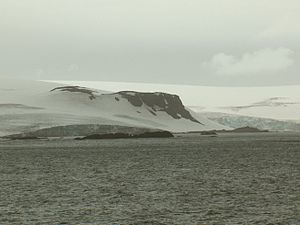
[[200, 131, 217, 135], [9, 135, 41, 140], [76, 131, 174, 140], [232, 126, 269, 133]]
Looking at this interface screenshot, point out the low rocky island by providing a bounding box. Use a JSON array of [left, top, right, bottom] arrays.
[[2, 125, 174, 140], [231, 126, 269, 133], [184, 126, 269, 135], [2, 124, 167, 140], [75, 131, 174, 140], [5, 135, 42, 141]]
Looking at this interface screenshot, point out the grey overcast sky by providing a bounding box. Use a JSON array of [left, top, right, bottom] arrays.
[[1, 0, 300, 86]]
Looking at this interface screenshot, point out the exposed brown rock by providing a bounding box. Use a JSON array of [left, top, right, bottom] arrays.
[[51, 86, 97, 100], [114, 91, 202, 124]]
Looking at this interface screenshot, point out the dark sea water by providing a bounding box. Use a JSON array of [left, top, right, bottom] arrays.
[[0, 133, 299, 225]]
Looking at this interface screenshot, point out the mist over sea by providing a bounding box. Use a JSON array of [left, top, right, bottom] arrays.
[[0, 133, 299, 225]]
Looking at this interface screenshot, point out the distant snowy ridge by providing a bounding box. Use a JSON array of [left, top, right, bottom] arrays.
[[200, 112, 300, 131], [0, 79, 226, 136], [190, 95, 300, 121], [222, 97, 300, 112]]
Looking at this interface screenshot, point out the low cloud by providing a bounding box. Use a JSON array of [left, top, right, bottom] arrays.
[[202, 48, 295, 76]]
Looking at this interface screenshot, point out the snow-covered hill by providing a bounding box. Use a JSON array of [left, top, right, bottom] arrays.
[[56, 81, 300, 121], [0, 79, 226, 136]]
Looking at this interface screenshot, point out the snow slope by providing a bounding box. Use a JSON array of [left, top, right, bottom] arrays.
[[53, 80, 300, 121], [0, 79, 226, 136]]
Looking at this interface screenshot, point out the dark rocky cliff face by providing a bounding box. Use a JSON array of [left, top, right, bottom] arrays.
[[51, 86, 97, 100], [116, 91, 201, 124]]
